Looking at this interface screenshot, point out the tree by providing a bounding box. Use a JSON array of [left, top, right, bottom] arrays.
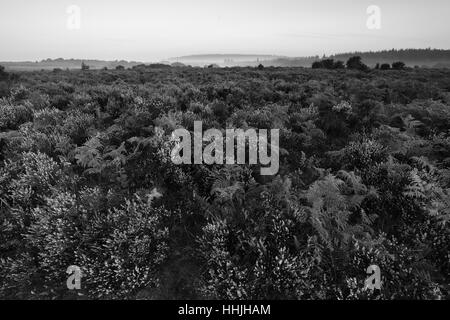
[[81, 62, 90, 71], [334, 60, 345, 69], [392, 61, 406, 70], [380, 63, 391, 70], [0, 65, 8, 80], [312, 61, 323, 69], [322, 59, 335, 69], [115, 65, 125, 70], [346, 56, 368, 71], [375, 63, 380, 70]]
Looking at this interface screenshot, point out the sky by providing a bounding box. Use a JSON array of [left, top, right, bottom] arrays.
[[0, 0, 449, 61]]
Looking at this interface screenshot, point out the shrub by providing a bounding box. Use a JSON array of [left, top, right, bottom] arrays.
[[392, 61, 406, 70], [0, 100, 33, 130], [346, 56, 369, 71]]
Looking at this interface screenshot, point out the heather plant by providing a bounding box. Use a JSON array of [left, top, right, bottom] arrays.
[[1, 66, 449, 300]]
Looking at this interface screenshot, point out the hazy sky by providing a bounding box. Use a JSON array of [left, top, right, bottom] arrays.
[[0, 0, 449, 61]]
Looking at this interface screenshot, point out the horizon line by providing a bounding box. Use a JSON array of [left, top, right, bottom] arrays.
[[2, 47, 450, 64]]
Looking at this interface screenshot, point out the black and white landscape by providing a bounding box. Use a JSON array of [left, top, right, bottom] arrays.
[[0, 0, 449, 301]]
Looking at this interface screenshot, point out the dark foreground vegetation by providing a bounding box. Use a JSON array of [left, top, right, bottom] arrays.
[[0, 64, 449, 299]]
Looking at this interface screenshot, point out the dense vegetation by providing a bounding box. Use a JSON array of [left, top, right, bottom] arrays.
[[257, 49, 450, 68], [0, 64, 449, 299], [330, 49, 450, 68]]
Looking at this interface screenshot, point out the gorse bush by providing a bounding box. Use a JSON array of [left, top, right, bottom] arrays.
[[0, 99, 33, 131]]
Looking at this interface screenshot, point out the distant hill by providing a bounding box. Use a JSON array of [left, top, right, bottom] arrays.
[[254, 56, 319, 68], [0, 59, 143, 71], [170, 50, 450, 68], [168, 54, 284, 67], [2, 49, 450, 70], [264, 49, 450, 68]]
